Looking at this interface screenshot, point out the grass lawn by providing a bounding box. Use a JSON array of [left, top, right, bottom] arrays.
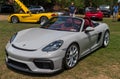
[[0, 18, 120, 79]]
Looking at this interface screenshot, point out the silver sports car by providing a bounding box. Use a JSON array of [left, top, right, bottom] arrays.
[[5, 16, 110, 74]]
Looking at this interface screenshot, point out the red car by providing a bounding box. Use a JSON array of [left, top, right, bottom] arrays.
[[85, 7, 103, 21]]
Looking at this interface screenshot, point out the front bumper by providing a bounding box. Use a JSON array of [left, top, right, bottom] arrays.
[[6, 57, 60, 74], [92, 16, 102, 19], [101, 10, 111, 16], [5, 45, 65, 74], [86, 14, 103, 20]]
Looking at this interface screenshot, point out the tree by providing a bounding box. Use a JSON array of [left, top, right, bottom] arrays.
[[0, 0, 5, 3], [3, 0, 119, 13], [84, 0, 118, 7]]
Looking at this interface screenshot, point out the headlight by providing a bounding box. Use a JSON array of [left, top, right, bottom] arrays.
[[42, 40, 63, 52], [10, 33, 17, 43]]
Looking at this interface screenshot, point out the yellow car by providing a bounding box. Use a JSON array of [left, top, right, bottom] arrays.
[[8, 0, 58, 23], [117, 11, 120, 21], [8, 12, 58, 23]]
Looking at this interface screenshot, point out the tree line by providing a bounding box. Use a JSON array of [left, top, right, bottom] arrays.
[[0, 0, 119, 11]]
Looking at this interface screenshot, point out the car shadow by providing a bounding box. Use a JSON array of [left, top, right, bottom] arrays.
[[8, 22, 40, 24], [79, 47, 102, 62], [7, 65, 64, 77]]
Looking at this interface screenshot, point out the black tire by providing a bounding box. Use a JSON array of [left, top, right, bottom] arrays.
[[63, 43, 79, 69], [108, 15, 110, 18], [102, 30, 110, 47], [11, 16, 19, 23], [39, 16, 48, 24], [99, 18, 103, 21]]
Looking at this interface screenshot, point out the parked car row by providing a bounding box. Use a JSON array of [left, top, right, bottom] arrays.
[[1, 4, 120, 21]]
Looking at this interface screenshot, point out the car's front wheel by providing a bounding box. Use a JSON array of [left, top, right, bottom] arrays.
[[63, 43, 79, 69], [11, 16, 19, 23], [102, 30, 110, 47]]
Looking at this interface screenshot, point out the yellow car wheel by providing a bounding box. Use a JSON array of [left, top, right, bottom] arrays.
[[11, 16, 19, 23], [39, 16, 48, 24]]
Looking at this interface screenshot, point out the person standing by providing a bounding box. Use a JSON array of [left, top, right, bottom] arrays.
[[113, 3, 119, 21], [69, 2, 76, 17]]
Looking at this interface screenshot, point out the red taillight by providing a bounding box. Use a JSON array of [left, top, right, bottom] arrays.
[[51, 14, 57, 16]]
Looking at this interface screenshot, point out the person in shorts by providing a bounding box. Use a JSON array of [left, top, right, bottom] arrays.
[[113, 3, 119, 21], [69, 2, 76, 17]]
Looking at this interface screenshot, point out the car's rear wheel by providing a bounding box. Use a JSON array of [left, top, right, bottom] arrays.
[[11, 16, 19, 23], [63, 43, 79, 69], [102, 30, 110, 47], [117, 19, 120, 21], [107, 15, 111, 17], [39, 16, 48, 25]]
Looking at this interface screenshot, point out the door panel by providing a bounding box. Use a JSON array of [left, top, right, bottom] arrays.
[[87, 29, 99, 49], [78, 32, 91, 55], [20, 14, 40, 22], [79, 29, 98, 55]]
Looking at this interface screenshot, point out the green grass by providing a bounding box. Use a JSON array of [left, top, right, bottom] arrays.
[[0, 18, 120, 79]]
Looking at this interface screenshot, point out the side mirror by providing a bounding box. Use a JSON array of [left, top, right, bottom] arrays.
[[85, 26, 94, 33], [27, 11, 31, 14]]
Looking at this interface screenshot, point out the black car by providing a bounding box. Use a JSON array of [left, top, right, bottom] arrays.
[[99, 5, 111, 17], [1, 4, 14, 13]]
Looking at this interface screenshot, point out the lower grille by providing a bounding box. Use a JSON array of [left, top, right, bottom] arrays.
[[8, 59, 31, 71], [34, 59, 54, 70]]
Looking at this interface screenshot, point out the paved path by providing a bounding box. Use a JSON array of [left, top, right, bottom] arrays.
[[0, 14, 9, 21]]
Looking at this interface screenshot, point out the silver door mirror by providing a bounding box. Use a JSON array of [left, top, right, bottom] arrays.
[[85, 26, 94, 33]]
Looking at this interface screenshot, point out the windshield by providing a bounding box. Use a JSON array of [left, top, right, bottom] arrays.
[[41, 17, 82, 32], [99, 5, 110, 10], [86, 7, 98, 12]]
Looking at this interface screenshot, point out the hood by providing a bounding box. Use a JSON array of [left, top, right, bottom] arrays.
[[12, 28, 74, 50]]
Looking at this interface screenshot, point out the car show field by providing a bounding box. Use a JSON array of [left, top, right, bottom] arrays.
[[0, 14, 120, 79]]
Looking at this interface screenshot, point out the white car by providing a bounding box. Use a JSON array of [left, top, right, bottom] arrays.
[[5, 16, 110, 74], [28, 5, 45, 13]]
